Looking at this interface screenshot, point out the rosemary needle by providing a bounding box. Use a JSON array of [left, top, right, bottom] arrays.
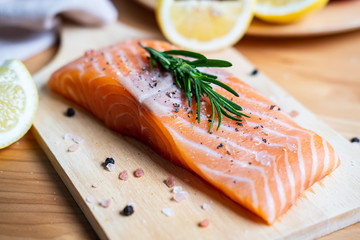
[[140, 44, 250, 132]]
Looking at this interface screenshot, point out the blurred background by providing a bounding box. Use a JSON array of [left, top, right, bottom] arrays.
[[0, 0, 359, 239]]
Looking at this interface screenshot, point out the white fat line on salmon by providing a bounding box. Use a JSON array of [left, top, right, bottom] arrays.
[[165, 126, 225, 160], [59, 71, 80, 98], [138, 83, 174, 103], [91, 57, 107, 77], [332, 151, 340, 173], [105, 102, 137, 128], [118, 50, 134, 75], [128, 44, 147, 68], [62, 67, 86, 103], [320, 139, 330, 177], [198, 164, 261, 216], [164, 122, 276, 212], [272, 158, 286, 211], [283, 150, 296, 204], [103, 52, 125, 78], [308, 137, 318, 187], [113, 112, 137, 130]]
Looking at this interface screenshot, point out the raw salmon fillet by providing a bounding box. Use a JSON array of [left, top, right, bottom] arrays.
[[48, 39, 340, 223]]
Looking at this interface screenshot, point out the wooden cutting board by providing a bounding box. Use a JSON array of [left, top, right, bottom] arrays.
[[32, 21, 360, 240]]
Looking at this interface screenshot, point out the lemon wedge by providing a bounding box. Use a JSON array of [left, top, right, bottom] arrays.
[[255, 0, 329, 23], [0, 60, 38, 149], [156, 0, 255, 52]]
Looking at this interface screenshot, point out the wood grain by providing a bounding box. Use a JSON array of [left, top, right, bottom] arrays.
[[0, 131, 98, 240], [0, 0, 359, 239]]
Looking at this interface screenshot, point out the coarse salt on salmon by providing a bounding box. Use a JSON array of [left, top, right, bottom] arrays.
[[48, 39, 340, 224]]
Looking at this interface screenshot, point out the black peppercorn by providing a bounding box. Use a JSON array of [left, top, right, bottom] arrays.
[[105, 157, 115, 165], [122, 205, 134, 216], [66, 108, 75, 117], [350, 137, 359, 143]]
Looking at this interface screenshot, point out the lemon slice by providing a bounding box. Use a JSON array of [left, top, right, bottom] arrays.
[[156, 0, 255, 52], [0, 60, 38, 149], [255, 0, 329, 23]]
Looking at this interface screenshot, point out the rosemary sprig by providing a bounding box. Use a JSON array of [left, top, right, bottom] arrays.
[[140, 44, 250, 132]]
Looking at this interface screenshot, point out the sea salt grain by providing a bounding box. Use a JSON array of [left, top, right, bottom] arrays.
[[173, 191, 189, 202], [172, 186, 182, 193], [73, 136, 84, 144], [64, 133, 74, 140], [201, 203, 211, 210], [86, 196, 95, 203], [106, 163, 116, 172], [91, 183, 99, 188], [255, 151, 273, 166], [161, 208, 174, 217], [100, 199, 111, 208], [68, 144, 80, 152]]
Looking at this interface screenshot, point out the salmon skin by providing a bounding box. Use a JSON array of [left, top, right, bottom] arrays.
[[48, 39, 340, 224]]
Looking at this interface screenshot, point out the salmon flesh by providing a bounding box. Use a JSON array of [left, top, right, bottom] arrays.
[[48, 40, 340, 224]]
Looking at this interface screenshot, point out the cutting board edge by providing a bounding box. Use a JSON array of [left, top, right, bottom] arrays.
[[285, 208, 360, 240]]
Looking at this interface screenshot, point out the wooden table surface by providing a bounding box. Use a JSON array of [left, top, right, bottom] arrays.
[[1, 0, 359, 239]]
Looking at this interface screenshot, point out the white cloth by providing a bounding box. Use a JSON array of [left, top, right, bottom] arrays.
[[0, 0, 118, 64]]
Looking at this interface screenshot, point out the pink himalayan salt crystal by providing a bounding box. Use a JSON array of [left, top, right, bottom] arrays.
[[68, 144, 80, 152], [173, 191, 189, 202], [100, 199, 111, 208], [289, 110, 299, 118], [119, 170, 129, 180], [64, 133, 74, 140], [199, 219, 209, 228], [165, 176, 176, 188], [134, 168, 144, 177]]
